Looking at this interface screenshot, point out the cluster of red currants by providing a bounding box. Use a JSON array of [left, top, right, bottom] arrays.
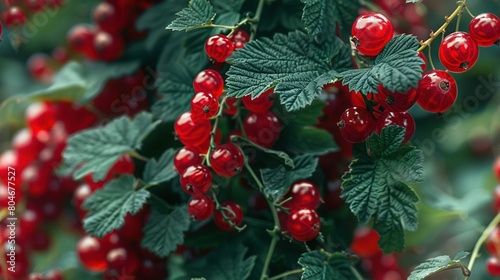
[[0, 101, 98, 279], [350, 227, 406, 280], [74, 210, 168, 280], [1, 0, 64, 29], [277, 180, 322, 242], [66, 0, 158, 61], [339, 11, 499, 144]]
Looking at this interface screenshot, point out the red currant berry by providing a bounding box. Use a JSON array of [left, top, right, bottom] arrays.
[[93, 2, 126, 33], [376, 111, 415, 143], [1, 6, 26, 28], [229, 29, 250, 49], [44, 270, 64, 280], [243, 111, 282, 148], [93, 31, 124, 61], [287, 208, 321, 242], [242, 88, 275, 113], [28, 273, 44, 280], [67, 24, 97, 58], [174, 112, 212, 146], [105, 247, 140, 276], [350, 227, 381, 258], [180, 164, 212, 194], [209, 144, 244, 177], [351, 12, 394, 56], [349, 91, 383, 119], [337, 107, 375, 143], [25, 0, 46, 12], [417, 70, 457, 113], [224, 97, 239, 115], [0, 20, 3, 39], [51, 47, 70, 64], [174, 146, 203, 174], [288, 180, 321, 210], [418, 52, 427, 71], [205, 34, 235, 63], [469, 13, 500, 47], [377, 85, 419, 112], [188, 193, 214, 220], [487, 226, 500, 256], [191, 91, 220, 120], [25, 101, 57, 136], [77, 235, 107, 272], [27, 53, 54, 83], [487, 257, 500, 276], [439, 31, 479, 73], [193, 69, 224, 98], [493, 185, 500, 213], [214, 201, 244, 231]]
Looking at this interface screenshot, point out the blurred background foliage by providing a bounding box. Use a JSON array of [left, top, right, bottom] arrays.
[[0, 0, 499, 279]]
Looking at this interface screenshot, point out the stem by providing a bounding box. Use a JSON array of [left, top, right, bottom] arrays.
[[464, 5, 475, 18], [129, 151, 149, 162], [210, 190, 247, 231], [465, 211, 500, 279], [417, 1, 468, 52], [243, 161, 265, 192], [250, 0, 266, 40], [350, 266, 364, 280], [427, 45, 436, 70], [203, 96, 228, 166], [260, 235, 279, 280], [268, 269, 303, 280], [455, 6, 463, 31]]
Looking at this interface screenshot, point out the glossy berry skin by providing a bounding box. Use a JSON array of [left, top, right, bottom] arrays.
[[191, 91, 220, 120], [288, 180, 321, 210], [243, 111, 282, 148], [174, 146, 203, 174], [377, 85, 419, 112], [337, 107, 375, 143], [376, 111, 415, 143], [27, 53, 54, 83], [44, 270, 64, 280], [242, 88, 275, 113], [25, 102, 57, 135], [487, 226, 500, 256], [439, 32, 479, 73], [209, 144, 244, 177], [67, 24, 97, 58], [180, 164, 212, 195], [469, 13, 500, 47], [188, 193, 214, 220], [418, 52, 427, 71], [287, 208, 321, 242], [93, 31, 124, 61], [494, 158, 500, 182], [229, 29, 250, 49], [205, 34, 235, 63], [174, 112, 212, 146], [350, 227, 381, 258], [93, 2, 126, 33], [493, 185, 500, 213], [1, 6, 26, 28], [77, 235, 107, 272], [351, 12, 394, 56], [214, 201, 244, 231], [417, 70, 457, 113], [224, 97, 239, 115], [105, 247, 140, 276], [487, 257, 500, 276], [193, 69, 225, 98]]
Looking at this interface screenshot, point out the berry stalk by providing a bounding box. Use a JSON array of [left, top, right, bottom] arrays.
[[465, 211, 500, 279], [417, 0, 469, 52]]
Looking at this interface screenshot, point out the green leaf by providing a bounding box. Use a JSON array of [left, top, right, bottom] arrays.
[[63, 112, 161, 181], [180, 243, 256, 280], [231, 136, 294, 168], [167, 0, 216, 31], [141, 205, 191, 258], [408, 251, 470, 280], [82, 175, 150, 238], [226, 31, 349, 111], [341, 126, 424, 253], [261, 155, 318, 202], [340, 35, 424, 94], [301, 0, 360, 41], [281, 126, 337, 155], [153, 54, 205, 123], [143, 149, 177, 186], [299, 251, 356, 280]]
